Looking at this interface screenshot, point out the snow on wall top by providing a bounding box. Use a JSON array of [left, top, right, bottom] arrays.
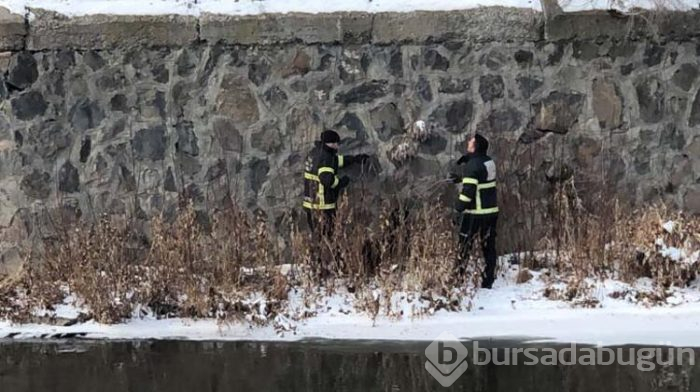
[[0, 0, 695, 17]]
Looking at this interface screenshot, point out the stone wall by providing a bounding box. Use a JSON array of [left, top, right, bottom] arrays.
[[0, 7, 699, 269]]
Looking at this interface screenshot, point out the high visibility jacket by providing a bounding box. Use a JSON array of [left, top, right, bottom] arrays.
[[455, 153, 499, 215], [303, 142, 349, 210]]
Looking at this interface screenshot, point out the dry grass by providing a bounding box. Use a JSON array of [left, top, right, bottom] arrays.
[[0, 181, 698, 325]]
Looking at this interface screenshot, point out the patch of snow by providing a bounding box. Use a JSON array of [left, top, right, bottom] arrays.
[[662, 220, 675, 234], [0, 0, 696, 18], [660, 246, 686, 262], [6, 261, 700, 346]]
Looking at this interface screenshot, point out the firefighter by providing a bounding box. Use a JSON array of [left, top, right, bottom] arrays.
[[303, 130, 369, 236], [450, 133, 499, 289]]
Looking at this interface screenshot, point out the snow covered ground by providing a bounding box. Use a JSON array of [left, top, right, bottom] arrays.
[[3, 263, 700, 346], [0, 0, 696, 18]]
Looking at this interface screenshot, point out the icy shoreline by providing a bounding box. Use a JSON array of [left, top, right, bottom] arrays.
[[4, 267, 700, 346]]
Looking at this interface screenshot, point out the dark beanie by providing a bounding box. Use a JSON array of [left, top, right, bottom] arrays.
[[321, 130, 340, 144], [474, 133, 489, 154]]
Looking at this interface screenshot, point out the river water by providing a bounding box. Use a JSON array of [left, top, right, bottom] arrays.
[[1, 339, 698, 391]]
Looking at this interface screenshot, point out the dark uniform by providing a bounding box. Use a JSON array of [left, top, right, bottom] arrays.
[[454, 141, 499, 289], [303, 133, 368, 236]]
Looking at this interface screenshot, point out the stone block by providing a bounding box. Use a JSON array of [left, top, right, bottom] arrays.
[[27, 9, 198, 50]]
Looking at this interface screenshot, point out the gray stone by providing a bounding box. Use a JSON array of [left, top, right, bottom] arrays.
[[200, 12, 373, 45], [514, 50, 534, 66], [96, 71, 125, 91], [429, 99, 473, 134], [516, 76, 542, 98], [373, 9, 542, 44], [216, 74, 259, 128], [287, 107, 322, 141], [171, 81, 190, 110], [620, 63, 634, 76], [424, 49, 449, 71], [7, 53, 38, 91], [418, 134, 447, 155], [206, 159, 227, 181], [545, 11, 648, 41], [133, 126, 166, 161], [572, 41, 601, 61], [608, 41, 637, 60], [438, 77, 470, 94], [684, 186, 700, 214], [290, 80, 308, 93], [110, 94, 128, 112], [70, 99, 104, 131], [11, 91, 47, 120], [182, 183, 203, 203], [643, 44, 664, 67], [55, 49, 75, 70], [0, 78, 7, 100], [248, 59, 270, 86], [408, 157, 440, 178], [669, 157, 691, 188], [164, 167, 177, 192], [212, 117, 243, 152], [688, 136, 700, 158], [574, 137, 602, 170], [389, 47, 403, 77], [176, 49, 196, 77], [58, 161, 80, 193], [533, 91, 585, 134], [251, 125, 283, 154], [175, 154, 202, 177], [284, 50, 311, 77], [77, 137, 90, 165], [335, 80, 388, 104], [108, 118, 126, 138], [336, 112, 368, 148], [633, 145, 650, 175], [635, 77, 665, 124], [479, 75, 504, 102], [370, 103, 404, 142], [175, 121, 198, 156], [28, 10, 198, 50], [20, 170, 51, 200], [689, 89, 700, 127], [264, 86, 288, 113], [478, 107, 522, 134], [119, 165, 136, 192], [82, 50, 105, 70], [672, 64, 699, 92], [0, 7, 25, 51], [152, 63, 169, 83], [28, 121, 71, 159], [480, 50, 508, 71], [592, 78, 623, 130], [545, 42, 565, 65], [660, 124, 685, 151], [416, 76, 432, 102], [248, 158, 270, 194]]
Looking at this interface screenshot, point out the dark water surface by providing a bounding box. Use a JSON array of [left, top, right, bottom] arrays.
[[1, 339, 699, 391]]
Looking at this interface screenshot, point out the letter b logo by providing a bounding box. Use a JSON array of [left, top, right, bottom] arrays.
[[425, 332, 469, 387]]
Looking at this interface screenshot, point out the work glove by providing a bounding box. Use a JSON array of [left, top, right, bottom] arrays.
[[456, 154, 471, 165], [448, 172, 461, 184], [338, 176, 351, 189]]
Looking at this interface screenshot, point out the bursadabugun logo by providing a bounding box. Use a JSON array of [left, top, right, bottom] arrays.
[[424, 332, 469, 387], [425, 333, 696, 387]]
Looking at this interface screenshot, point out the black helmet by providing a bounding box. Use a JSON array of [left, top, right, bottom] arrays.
[[321, 130, 340, 144], [474, 133, 489, 154]]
